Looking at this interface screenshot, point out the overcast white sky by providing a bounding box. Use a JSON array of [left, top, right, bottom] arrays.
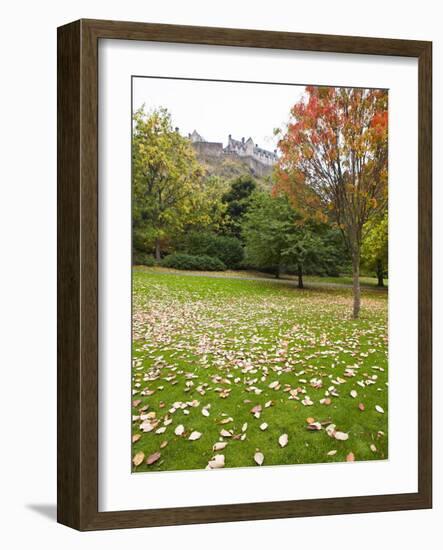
[[132, 77, 306, 151]]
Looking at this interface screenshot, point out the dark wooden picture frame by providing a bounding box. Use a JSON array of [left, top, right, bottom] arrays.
[[57, 19, 432, 531]]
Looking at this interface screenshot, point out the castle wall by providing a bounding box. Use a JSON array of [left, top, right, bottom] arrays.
[[242, 155, 274, 177], [190, 133, 276, 177], [192, 141, 224, 158]]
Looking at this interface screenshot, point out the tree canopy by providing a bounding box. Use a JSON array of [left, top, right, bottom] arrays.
[[221, 175, 257, 238], [275, 86, 388, 317], [242, 192, 341, 286], [133, 107, 222, 259], [361, 213, 388, 287]]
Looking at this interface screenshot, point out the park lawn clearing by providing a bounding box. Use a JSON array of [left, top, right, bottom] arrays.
[[132, 269, 388, 472], [135, 265, 388, 289], [303, 274, 388, 288]]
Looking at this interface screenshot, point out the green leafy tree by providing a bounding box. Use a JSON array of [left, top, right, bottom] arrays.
[[242, 193, 302, 280], [196, 176, 229, 232], [133, 106, 209, 260], [221, 175, 257, 238], [361, 214, 388, 287], [182, 231, 243, 269], [243, 192, 344, 287], [242, 193, 291, 278], [283, 229, 335, 288]]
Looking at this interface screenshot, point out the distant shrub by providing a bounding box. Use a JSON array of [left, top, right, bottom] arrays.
[[214, 236, 244, 269], [182, 232, 215, 257], [161, 253, 226, 271], [133, 251, 155, 266], [197, 255, 227, 271], [183, 231, 243, 269]]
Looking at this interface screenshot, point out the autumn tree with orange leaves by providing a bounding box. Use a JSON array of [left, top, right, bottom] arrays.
[[275, 86, 388, 318]]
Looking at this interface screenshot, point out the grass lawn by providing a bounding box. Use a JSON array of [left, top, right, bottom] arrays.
[[132, 269, 388, 472], [134, 265, 388, 289], [303, 274, 388, 288]]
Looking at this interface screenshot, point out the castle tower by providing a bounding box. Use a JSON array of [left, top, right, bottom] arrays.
[[190, 130, 204, 143], [245, 137, 254, 156]]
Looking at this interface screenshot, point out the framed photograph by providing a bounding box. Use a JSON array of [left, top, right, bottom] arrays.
[[57, 19, 432, 530]]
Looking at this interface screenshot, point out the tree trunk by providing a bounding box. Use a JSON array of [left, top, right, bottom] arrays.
[[297, 264, 304, 289], [155, 238, 161, 261], [352, 251, 361, 319], [376, 259, 384, 287]]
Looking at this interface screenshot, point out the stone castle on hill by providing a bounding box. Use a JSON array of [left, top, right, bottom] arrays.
[[187, 129, 278, 177]]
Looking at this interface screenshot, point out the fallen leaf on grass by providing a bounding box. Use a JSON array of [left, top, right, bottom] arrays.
[[327, 450, 337, 456], [174, 424, 185, 436], [370, 444, 377, 452], [260, 422, 268, 431], [307, 422, 322, 431], [132, 434, 141, 443], [346, 452, 355, 462], [350, 390, 358, 398], [325, 424, 336, 437], [213, 442, 228, 451], [334, 431, 349, 441], [375, 405, 384, 414], [188, 431, 202, 441], [160, 440, 168, 449], [140, 421, 156, 433], [220, 429, 233, 437], [207, 454, 225, 469], [254, 452, 264, 466], [358, 403, 365, 411], [278, 434, 288, 448], [146, 451, 161, 465], [132, 451, 145, 467]]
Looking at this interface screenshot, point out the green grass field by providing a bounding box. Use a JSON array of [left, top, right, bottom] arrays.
[[131, 269, 388, 472], [134, 265, 388, 288]]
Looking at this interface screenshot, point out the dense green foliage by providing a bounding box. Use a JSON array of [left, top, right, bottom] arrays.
[[181, 231, 244, 269], [221, 175, 257, 238], [242, 193, 299, 278], [242, 193, 348, 285], [161, 253, 227, 271], [132, 107, 224, 260], [361, 214, 388, 287], [133, 251, 155, 266]]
